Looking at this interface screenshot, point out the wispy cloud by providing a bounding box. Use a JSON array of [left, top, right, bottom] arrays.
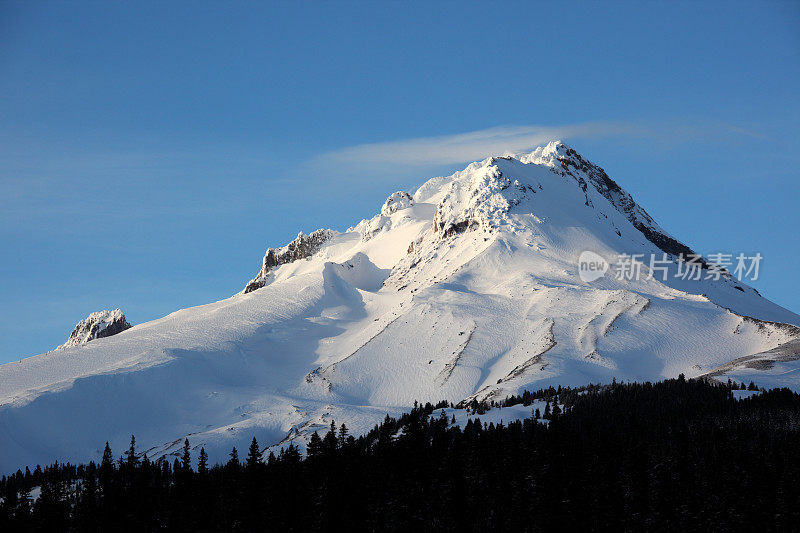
[[317, 122, 637, 167]]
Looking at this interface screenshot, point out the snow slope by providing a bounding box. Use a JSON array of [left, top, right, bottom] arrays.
[[1, 141, 798, 473]]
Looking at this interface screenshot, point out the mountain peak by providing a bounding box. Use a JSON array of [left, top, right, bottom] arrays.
[[515, 139, 571, 164], [515, 140, 581, 168], [516, 141, 696, 258], [407, 140, 695, 262], [4, 140, 798, 475]]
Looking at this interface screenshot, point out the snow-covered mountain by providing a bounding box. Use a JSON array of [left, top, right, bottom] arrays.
[[1, 141, 798, 473], [57, 309, 132, 350]]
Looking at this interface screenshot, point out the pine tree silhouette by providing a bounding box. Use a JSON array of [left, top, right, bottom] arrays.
[[124, 435, 139, 469], [307, 432, 323, 458], [198, 448, 208, 475], [227, 447, 239, 468], [181, 438, 191, 471], [246, 437, 262, 468]]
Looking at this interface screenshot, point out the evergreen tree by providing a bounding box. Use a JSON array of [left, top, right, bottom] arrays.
[[73, 465, 99, 531], [124, 434, 139, 469], [307, 432, 323, 458], [181, 438, 192, 471], [3, 376, 800, 531], [15, 485, 32, 521], [33, 474, 69, 531], [338, 423, 349, 447], [99, 442, 114, 494], [323, 421, 338, 452], [246, 437, 262, 468], [282, 444, 301, 464], [100, 442, 113, 470], [198, 448, 208, 475], [227, 447, 239, 468]]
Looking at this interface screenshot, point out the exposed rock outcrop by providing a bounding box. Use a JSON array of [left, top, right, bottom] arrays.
[[243, 229, 335, 293], [360, 191, 415, 242], [58, 309, 131, 349], [380, 191, 414, 216]]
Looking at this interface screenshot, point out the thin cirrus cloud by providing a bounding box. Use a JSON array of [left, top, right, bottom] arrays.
[[317, 122, 639, 167]]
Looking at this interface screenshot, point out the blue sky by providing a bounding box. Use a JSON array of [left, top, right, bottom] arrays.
[[1, 1, 798, 363]]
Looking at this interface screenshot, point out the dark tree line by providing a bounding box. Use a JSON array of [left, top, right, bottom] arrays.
[[1, 376, 799, 532]]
